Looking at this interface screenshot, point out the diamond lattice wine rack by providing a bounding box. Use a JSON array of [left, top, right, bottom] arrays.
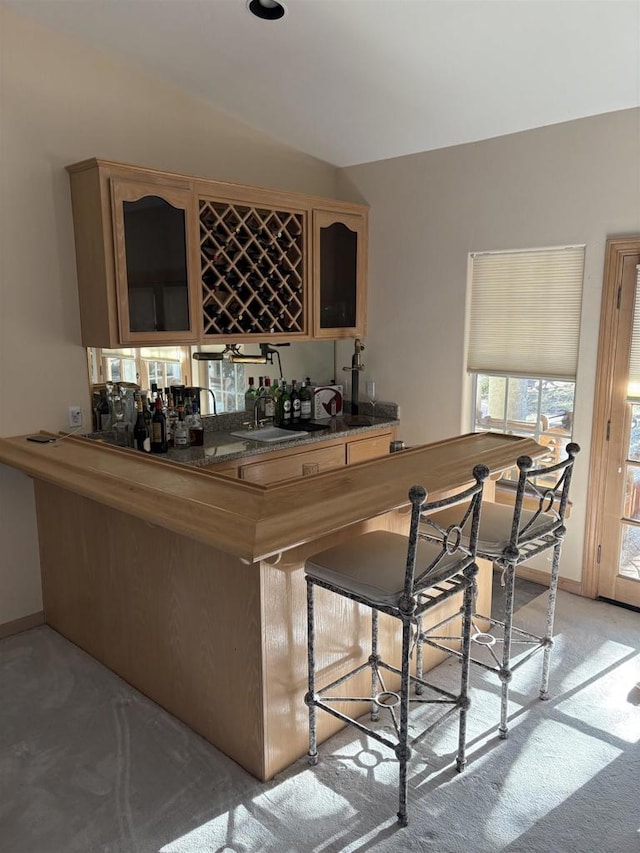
[[199, 200, 305, 336]]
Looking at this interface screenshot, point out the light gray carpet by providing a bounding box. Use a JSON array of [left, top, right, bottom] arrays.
[[1, 590, 638, 853]]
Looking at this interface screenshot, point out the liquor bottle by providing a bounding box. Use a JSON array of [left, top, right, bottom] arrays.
[[184, 395, 204, 446], [272, 378, 282, 425], [291, 379, 301, 422], [300, 381, 312, 421], [166, 389, 178, 447], [264, 377, 275, 423], [150, 398, 168, 453], [173, 405, 190, 448], [280, 380, 292, 424], [189, 406, 204, 446], [133, 395, 151, 453], [96, 392, 111, 433], [244, 377, 257, 415]]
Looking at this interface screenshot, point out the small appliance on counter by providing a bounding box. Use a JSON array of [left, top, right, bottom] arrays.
[[313, 385, 343, 419]]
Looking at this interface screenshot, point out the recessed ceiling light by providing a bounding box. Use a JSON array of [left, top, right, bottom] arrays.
[[247, 0, 287, 21]]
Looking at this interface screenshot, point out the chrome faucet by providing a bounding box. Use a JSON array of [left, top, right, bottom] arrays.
[[343, 338, 365, 415]]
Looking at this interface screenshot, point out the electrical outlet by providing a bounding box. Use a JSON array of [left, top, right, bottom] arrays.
[[68, 406, 83, 428]]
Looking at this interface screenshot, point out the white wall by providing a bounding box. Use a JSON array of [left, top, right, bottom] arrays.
[[339, 108, 640, 583], [0, 4, 340, 624]]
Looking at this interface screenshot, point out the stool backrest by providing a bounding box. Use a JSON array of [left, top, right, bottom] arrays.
[[509, 442, 580, 554], [402, 464, 489, 609]]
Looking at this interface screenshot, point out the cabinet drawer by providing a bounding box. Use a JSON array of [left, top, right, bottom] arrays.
[[240, 445, 345, 485], [346, 433, 392, 465]]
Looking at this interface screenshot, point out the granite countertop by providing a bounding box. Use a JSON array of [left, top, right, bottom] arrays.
[[171, 414, 399, 468], [88, 402, 400, 469]]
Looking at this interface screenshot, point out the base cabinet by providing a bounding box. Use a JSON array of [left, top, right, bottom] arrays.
[[206, 429, 395, 485]]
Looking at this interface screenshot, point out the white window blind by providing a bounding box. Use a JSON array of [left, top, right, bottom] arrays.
[[628, 264, 640, 395], [467, 246, 585, 379]]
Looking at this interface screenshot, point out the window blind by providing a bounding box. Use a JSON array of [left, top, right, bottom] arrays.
[[628, 264, 640, 394], [467, 246, 585, 379]]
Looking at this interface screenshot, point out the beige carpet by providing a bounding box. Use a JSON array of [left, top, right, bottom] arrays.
[[1, 589, 638, 852]]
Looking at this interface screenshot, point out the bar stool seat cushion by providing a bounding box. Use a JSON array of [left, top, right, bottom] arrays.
[[305, 530, 463, 608], [425, 502, 558, 558]]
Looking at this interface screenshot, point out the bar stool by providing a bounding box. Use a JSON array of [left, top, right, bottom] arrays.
[[304, 464, 488, 827], [418, 442, 580, 739]]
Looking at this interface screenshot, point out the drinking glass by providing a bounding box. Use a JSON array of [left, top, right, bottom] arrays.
[[366, 379, 378, 420]]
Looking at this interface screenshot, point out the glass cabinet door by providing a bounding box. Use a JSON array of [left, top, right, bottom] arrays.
[[313, 209, 367, 339], [111, 180, 198, 344]]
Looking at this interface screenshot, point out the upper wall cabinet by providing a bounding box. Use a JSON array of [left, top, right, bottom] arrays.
[[111, 180, 199, 343], [312, 209, 367, 339], [67, 159, 367, 347], [67, 159, 199, 347]]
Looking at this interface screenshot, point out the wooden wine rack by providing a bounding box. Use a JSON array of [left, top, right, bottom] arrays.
[[199, 200, 305, 336]]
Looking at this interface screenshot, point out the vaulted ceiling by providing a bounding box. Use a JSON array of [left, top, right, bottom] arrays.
[[6, 0, 640, 167]]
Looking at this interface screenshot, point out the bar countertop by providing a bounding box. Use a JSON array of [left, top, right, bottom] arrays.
[[0, 431, 543, 564]]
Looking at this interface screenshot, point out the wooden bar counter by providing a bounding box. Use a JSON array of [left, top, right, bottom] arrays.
[[0, 431, 542, 781]]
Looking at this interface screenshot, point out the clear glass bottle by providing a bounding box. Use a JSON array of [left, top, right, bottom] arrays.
[[264, 377, 275, 424], [173, 404, 190, 448]]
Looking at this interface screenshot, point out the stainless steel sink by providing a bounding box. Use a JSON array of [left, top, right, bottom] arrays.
[[230, 426, 309, 443]]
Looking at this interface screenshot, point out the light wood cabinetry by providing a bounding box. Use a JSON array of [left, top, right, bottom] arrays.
[[206, 428, 396, 485], [346, 432, 393, 464], [312, 209, 367, 339], [240, 443, 345, 484], [67, 159, 368, 346], [66, 160, 199, 347], [198, 193, 307, 340], [0, 432, 541, 781]]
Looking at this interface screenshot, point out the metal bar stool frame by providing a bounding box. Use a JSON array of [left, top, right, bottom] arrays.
[[418, 442, 580, 740], [304, 464, 489, 827]]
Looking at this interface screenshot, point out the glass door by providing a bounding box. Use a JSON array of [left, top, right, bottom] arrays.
[[591, 239, 640, 607]]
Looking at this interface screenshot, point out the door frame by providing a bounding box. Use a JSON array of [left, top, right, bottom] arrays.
[[583, 235, 640, 599]]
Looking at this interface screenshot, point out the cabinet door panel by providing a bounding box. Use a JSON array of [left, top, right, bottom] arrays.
[[313, 209, 367, 339], [346, 434, 392, 465], [111, 180, 198, 344], [240, 445, 345, 485]]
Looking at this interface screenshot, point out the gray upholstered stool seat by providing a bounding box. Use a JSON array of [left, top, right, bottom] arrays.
[[425, 501, 560, 558], [419, 442, 580, 739], [306, 530, 468, 607], [304, 465, 489, 828]]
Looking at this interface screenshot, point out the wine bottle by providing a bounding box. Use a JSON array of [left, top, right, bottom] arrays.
[[300, 381, 312, 421], [133, 396, 151, 453], [245, 377, 257, 415], [150, 398, 168, 453]]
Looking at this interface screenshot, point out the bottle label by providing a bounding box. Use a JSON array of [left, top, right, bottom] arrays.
[[174, 429, 188, 447], [142, 436, 151, 453], [283, 399, 292, 421], [152, 422, 163, 442], [265, 398, 275, 419], [301, 399, 312, 418]]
